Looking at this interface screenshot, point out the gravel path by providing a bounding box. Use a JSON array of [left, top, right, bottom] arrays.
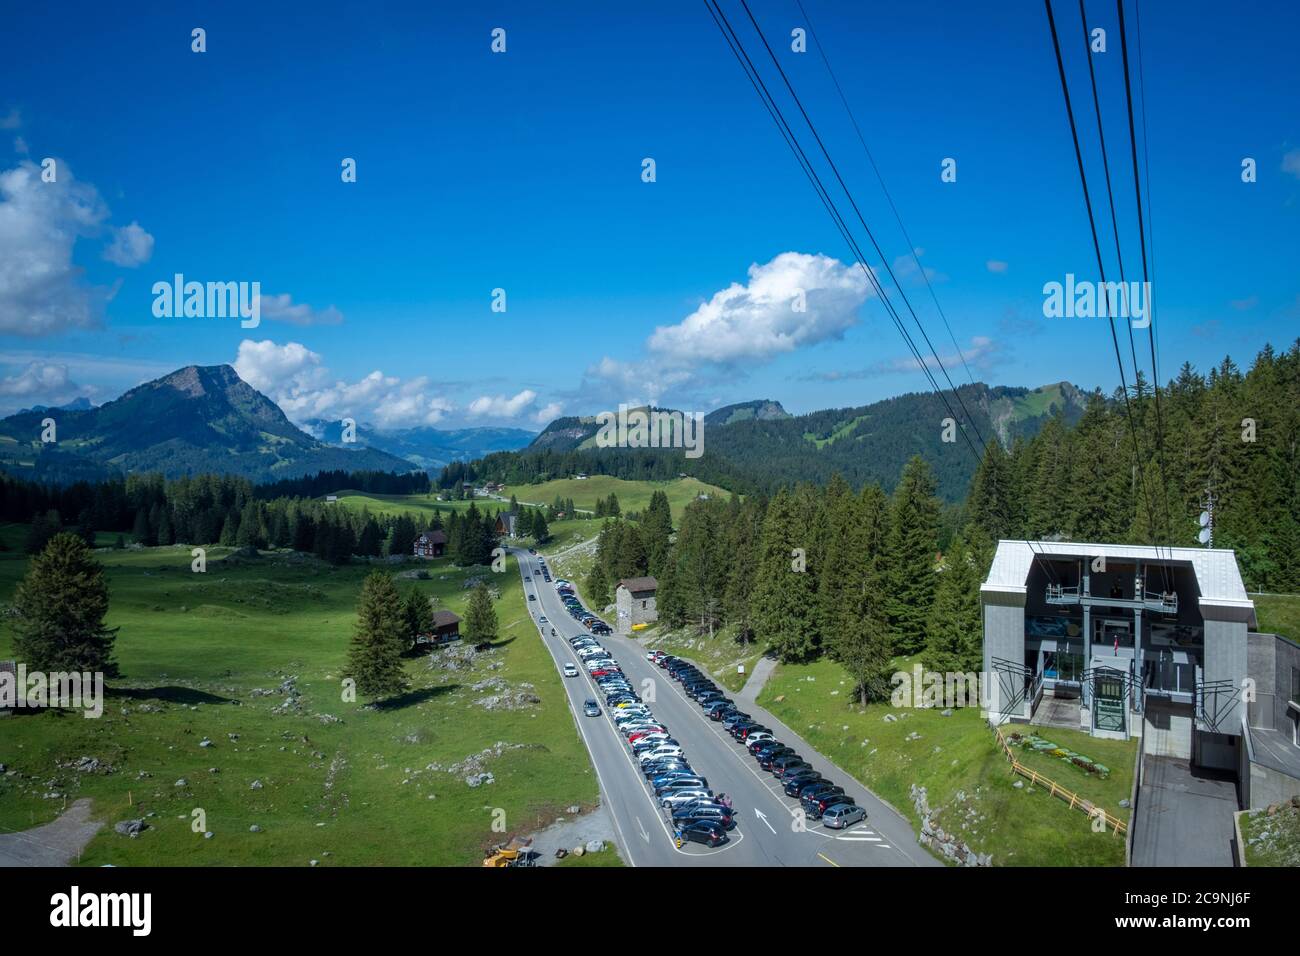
[[0, 798, 102, 867]]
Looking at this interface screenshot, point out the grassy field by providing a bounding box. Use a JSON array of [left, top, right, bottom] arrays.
[[755, 656, 1135, 866], [633, 624, 768, 694], [502, 476, 728, 519], [331, 491, 508, 519], [0, 539, 598, 866], [1255, 593, 1300, 642], [1238, 803, 1300, 866]]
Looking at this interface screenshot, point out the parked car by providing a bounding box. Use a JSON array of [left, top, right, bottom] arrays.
[[811, 793, 855, 817], [822, 803, 866, 830], [582, 700, 600, 717], [674, 820, 727, 848], [800, 786, 845, 818], [662, 790, 715, 811], [672, 804, 734, 830], [782, 771, 823, 796]]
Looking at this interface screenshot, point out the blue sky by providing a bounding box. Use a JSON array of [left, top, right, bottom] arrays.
[[1, 0, 1297, 430]]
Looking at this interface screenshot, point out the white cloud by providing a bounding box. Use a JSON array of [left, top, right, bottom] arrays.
[[258, 292, 344, 326], [586, 252, 872, 405], [0, 158, 155, 334], [0, 110, 20, 130], [233, 339, 458, 428], [13, 136, 27, 156], [986, 259, 1009, 273], [0, 360, 95, 413], [468, 389, 538, 419], [103, 220, 154, 267], [0, 159, 112, 336], [533, 401, 564, 424], [646, 252, 870, 364]]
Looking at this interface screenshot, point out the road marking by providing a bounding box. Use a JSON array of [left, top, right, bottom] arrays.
[[817, 852, 841, 867], [754, 808, 777, 834], [636, 817, 650, 843]]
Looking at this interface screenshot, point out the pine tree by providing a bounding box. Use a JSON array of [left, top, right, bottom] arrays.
[[885, 455, 940, 656], [344, 571, 406, 698], [923, 532, 984, 677], [641, 490, 674, 578], [402, 589, 434, 649], [531, 509, 550, 543], [751, 488, 818, 662], [586, 562, 611, 607], [12, 532, 119, 676], [463, 583, 499, 649]]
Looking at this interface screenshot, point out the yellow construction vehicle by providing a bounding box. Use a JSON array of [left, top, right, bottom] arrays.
[[482, 836, 535, 867]]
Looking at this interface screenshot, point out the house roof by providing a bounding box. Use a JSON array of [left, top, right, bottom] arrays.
[[417, 530, 446, 544], [431, 610, 460, 628], [982, 539, 1256, 625], [617, 576, 658, 593]]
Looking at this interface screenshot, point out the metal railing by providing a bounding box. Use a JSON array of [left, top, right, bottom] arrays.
[[1195, 679, 1239, 734]]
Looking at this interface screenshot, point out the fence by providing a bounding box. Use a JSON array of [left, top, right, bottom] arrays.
[[994, 727, 1127, 836]]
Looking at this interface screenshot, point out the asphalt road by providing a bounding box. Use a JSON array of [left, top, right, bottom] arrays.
[[512, 549, 939, 868]]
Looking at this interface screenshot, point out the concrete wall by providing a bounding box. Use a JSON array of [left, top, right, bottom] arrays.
[[1248, 760, 1300, 810], [982, 594, 1026, 723], [1202, 618, 1248, 736]]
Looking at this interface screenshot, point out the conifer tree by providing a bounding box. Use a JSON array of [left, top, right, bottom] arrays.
[[463, 583, 499, 649], [12, 532, 119, 676], [345, 571, 406, 698], [885, 455, 940, 655]]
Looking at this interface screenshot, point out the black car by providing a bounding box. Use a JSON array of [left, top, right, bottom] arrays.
[[672, 804, 735, 830], [782, 771, 824, 796], [811, 792, 855, 817], [751, 740, 787, 759], [800, 785, 845, 817], [772, 757, 811, 777], [722, 712, 752, 731], [790, 776, 833, 798], [759, 749, 798, 771], [675, 819, 726, 848]]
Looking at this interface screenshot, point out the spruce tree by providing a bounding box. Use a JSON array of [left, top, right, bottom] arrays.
[[586, 561, 611, 607], [463, 583, 499, 649], [344, 571, 406, 698], [751, 488, 818, 662], [885, 455, 940, 656], [923, 532, 984, 677], [12, 532, 119, 676]]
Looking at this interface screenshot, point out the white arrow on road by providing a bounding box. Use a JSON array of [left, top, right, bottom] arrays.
[[637, 817, 650, 842], [753, 808, 777, 834]]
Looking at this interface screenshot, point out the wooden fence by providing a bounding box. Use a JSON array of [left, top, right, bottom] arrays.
[[994, 728, 1127, 836]]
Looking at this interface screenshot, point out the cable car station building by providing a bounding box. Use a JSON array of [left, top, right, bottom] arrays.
[[980, 541, 1259, 775]]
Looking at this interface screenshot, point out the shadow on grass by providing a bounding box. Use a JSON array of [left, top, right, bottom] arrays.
[[372, 684, 461, 711], [108, 686, 240, 706]]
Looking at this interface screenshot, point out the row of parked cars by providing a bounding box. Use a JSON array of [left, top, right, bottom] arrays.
[[555, 579, 612, 635], [649, 650, 868, 831], [570, 635, 734, 849]]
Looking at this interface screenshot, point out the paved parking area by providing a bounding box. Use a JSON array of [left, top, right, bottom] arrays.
[[1131, 756, 1239, 866]]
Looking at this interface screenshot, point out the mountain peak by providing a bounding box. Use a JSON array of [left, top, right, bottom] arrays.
[[156, 364, 242, 398]]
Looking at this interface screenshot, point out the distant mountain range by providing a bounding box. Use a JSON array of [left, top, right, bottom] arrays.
[[306, 419, 535, 470], [0, 362, 1090, 500], [0, 365, 416, 484], [513, 382, 1089, 501]]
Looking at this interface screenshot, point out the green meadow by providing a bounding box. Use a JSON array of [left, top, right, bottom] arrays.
[[756, 655, 1136, 867], [0, 535, 598, 866], [501, 476, 728, 519]]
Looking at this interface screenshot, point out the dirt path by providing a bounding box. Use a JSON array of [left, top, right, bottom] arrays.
[[0, 798, 102, 866]]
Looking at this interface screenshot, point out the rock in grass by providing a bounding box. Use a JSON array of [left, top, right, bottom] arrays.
[[114, 819, 147, 837]]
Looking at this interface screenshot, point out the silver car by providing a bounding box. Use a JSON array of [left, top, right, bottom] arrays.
[[822, 803, 866, 829]]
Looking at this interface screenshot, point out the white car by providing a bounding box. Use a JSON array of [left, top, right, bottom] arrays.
[[661, 789, 713, 809], [744, 732, 776, 747], [562, 663, 578, 677], [638, 746, 684, 764]]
